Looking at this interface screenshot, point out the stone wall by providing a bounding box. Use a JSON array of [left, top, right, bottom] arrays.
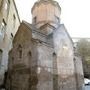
[[53, 24, 84, 90], [74, 56, 84, 90], [36, 42, 54, 90], [0, 0, 20, 85], [6, 23, 38, 90]]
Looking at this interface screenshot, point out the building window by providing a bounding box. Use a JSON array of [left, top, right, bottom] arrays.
[[33, 17, 37, 24], [4, 0, 10, 10], [11, 33, 13, 38], [13, 14, 16, 28], [53, 52, 56, 56], [7, 0, 10, 16], [1, 0, 10, 18], [0, 19, 6, 38], [0, 49, 3, 66], [0, 0, 3, 9], [11, 33, 13, 40], [28, 51, 32, 57], [28, 51, 32, 65], [5, 2, 8, 10], [18, 45, 22, 59], [62, 43, 69, 57]]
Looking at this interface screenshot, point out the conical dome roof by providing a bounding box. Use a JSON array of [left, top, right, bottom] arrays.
[[31, 0, 61, 31], [31, 0, 61, 13]]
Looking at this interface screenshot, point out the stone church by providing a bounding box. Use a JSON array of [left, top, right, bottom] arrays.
[[6, 0, 84, 90]]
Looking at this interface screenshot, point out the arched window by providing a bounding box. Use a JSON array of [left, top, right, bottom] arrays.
[[28, 51, 32, 67], [0, 19, 6, 39], [53, 52, 56, 56], [13, 14, 16, 28], [0, 49, 3, 65], [28, 51, 32, 60], [18, 45, 22, 59]]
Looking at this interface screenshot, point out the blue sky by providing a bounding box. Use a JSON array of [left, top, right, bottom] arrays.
[[15, 0, 90, 38]]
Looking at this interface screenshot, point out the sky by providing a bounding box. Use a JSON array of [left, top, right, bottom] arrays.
[[15, 0, 90, 38]]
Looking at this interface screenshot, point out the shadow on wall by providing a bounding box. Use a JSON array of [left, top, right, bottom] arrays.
[[0, 71, 7, 89]]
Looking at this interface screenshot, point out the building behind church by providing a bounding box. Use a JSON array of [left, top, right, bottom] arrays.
[[6, 0, 84, 90], [0, 0, 20, 85]]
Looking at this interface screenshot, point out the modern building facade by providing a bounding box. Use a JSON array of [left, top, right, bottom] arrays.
[[6, 0, 84, 90], [0, 0, 20, 85]]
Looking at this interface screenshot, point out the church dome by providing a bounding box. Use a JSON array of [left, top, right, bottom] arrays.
[[31, 0, 61, 29]]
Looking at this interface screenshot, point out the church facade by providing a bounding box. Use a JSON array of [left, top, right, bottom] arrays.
[[6, 0, 84, 90]]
